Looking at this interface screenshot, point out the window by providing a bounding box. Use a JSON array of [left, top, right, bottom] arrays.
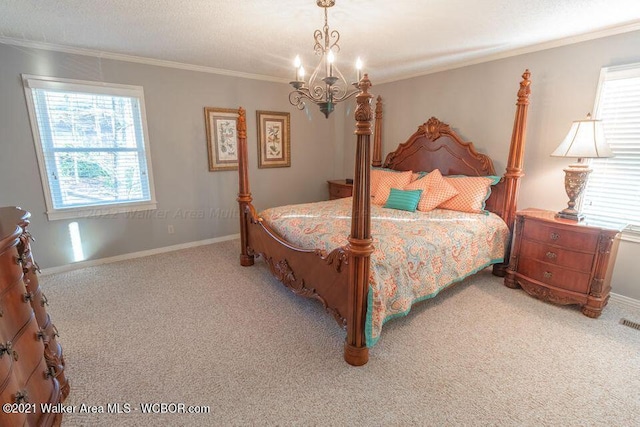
[[23, 75, 157, 220], [582, 63, 640, 240]]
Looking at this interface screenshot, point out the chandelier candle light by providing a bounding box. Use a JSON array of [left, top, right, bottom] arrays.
[[551, 113, 613, 221], [289, 0, 363, 118]]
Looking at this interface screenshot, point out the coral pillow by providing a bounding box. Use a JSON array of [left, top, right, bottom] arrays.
[[371, 168, 397, 197], [372, 170, 413, 205], [371, 168, 421, 197], [438, 175, 501, 214], [404, 169, 459, 212]]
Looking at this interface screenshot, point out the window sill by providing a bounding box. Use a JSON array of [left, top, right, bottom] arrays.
[[619, 226, 640, 244], [46, 201, 158, 221]]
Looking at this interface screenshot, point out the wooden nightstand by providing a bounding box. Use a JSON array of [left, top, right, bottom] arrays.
[[505, 209, 621, 318], [327, 179, 353, 200]]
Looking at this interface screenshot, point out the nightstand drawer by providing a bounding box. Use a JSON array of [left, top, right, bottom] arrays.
[[519, 239, 594, 273], [522, 221, 598, 253], [327, 180, 353, 200], [331, 186, 352, 199], [518, 257, 591, 294]]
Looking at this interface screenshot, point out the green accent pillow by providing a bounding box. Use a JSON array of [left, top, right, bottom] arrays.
[[384, 188, 423, 212]]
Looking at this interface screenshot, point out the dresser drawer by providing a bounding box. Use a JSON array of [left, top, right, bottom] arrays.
[[0, 341, 13, 389], [0, 245, 23, 294], [0, 372, 28, 427], [0, 357, 57, 427], [0, 279, 34, 341], [522, 220, 598, 253], [24, 357, 58, 427], [520, 239, 595, 273], [12, 315, 45, 382], [518, 257, 591, 294]]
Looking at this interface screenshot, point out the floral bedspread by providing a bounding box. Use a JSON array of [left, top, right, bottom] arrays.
[[260, 197, 509, 346]]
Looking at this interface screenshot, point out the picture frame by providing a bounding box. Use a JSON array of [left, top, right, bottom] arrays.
[[256, 111, 291, 168], [204, 107, 240, 171]]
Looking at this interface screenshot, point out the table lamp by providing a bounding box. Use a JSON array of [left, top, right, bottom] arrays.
[[551, 114, 613, 221]]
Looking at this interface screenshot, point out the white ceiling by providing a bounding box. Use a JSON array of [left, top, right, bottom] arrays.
[[2, 0, 640, 83]]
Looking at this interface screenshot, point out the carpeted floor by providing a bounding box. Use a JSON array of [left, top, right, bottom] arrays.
[[42, 239, 640, 426]]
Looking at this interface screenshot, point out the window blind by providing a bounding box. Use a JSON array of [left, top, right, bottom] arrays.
[[24, 76, 156, 219], [582, 64, 640, 235]]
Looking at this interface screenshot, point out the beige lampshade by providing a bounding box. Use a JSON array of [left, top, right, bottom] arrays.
[[551, 115, 613, 159]]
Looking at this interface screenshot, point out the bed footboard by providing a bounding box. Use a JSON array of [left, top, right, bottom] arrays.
[[243, 204, 350, 327], [235, 106, 353, 352]]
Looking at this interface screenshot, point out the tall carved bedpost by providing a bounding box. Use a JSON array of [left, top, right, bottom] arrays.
[[344, 74, 374, 366], [237, 107, 254, 266], [493, 69, 531, 276], [372, 95, 383, 167]]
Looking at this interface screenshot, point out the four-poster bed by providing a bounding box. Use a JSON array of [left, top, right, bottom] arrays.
[[236, 70, 532, 366]]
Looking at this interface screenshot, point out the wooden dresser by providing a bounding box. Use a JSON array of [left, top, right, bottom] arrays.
[[0, 207, 69, 426], [327, 179, 353, 200], [505, 209, 621, 318]]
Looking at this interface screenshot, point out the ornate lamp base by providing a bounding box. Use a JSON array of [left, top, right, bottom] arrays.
[[556, 161, 591, 222]]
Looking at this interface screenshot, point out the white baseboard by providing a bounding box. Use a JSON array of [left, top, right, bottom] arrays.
[[40, 234, 240, 276], [610, 292, 640, 311]]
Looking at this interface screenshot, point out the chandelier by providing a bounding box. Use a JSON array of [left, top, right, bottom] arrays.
[[289, 0, 362, 118]]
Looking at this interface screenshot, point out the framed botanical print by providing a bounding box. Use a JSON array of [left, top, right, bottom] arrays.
[[256, 111, 291, 168], [205, 107, 240, 171]]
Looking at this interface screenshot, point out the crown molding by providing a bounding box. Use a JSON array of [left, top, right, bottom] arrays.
[[3, 19, 640, 87], [0, 36, 290, 84], [376, 20, 640, 85]]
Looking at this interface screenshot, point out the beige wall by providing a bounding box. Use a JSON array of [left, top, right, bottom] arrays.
[[0, 43, 342, 268], [340, 30, 640, 300], [2, 30, 639, 301]]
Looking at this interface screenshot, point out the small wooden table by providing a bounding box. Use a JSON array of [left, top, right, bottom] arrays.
[[505, 208, 621, 318], [327, 179, 353, 200]]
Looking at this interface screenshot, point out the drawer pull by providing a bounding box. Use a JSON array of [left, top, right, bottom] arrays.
[[543, 271, 553, 279], [45, 366, 57, 379], [0, 342, 18, 361], [550, 232, 560, 241], [14, 390, 29, 404], [0, 341, 12, 357], [545, 251, 557, 260]]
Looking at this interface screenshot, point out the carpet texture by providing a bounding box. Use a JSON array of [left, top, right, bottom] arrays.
[[42, 239, 640, 426]]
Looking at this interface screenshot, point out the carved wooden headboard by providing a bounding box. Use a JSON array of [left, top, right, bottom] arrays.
[[382, 117, 496, 176], [381, 116, 507, 222], [371, 69, 531, 233]]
